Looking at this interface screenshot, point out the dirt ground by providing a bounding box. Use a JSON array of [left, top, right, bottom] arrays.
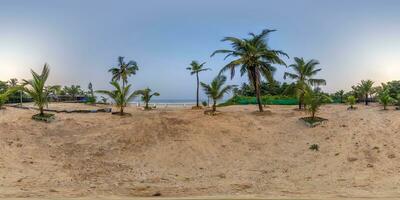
[[1, 103, 400, 199]]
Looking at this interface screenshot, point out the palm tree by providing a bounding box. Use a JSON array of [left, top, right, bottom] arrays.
[[109, 56, 139, 89], [7, 78, 18, 87], [378, 89, 394, 110], [135, 88, 160, 110], [211, 29, 288, 112], [303, 89, 331, 120], [201, 75, 234, 112], [284, 57, 326, 109], [186, 61, 210, 108], [347, 95, 357, 109], [23, 64, 51, 116], [63, 85, 82, 101], [335, 90, 345, 103], [357, 80, 374, 105], [0, 87, 18, 109], [96, 81, 137, 115], [8, 78, 24, 105]]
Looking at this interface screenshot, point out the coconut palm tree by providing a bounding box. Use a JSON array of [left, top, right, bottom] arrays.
[[357, 80, 375, 105], [186, 61, 210, 108], [7, 78, 18, 87], [109, 56, 139, 89], [378, 89, 394, 110], [63, 85, 82, 101], [347, 95, 357, 110], [0, 88, 18, 109], [96, 81, 136, 115], [7, 78, 24, 105], [303, 89, 331, 120], [23, 64, 51, 116], [201, 75, 234, 112], [284, 57, 326, 109], [335, 90, 345, 103], [135, 88, 160, 110], [211, 29, 288, 112]]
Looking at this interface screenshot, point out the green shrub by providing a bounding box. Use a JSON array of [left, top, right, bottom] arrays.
[[309, 144, 319, 151], [347, 95, 357, 109], [378, 90, 395, 110]]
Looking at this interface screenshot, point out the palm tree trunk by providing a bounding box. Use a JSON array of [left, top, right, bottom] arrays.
[[145, 101, 149, 110], [365, 94, 368, 105], [250, 68, 263, 112], [196, 73, 199, 107], [120, 106, 124, 115], [299, 93, 304, 109], [298, 96, 302, 109], [213, 99, 216, 112], [40, 107, 44, 116]]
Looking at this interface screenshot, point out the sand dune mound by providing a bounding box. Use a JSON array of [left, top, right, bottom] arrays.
[[1, 103, 400, 198]]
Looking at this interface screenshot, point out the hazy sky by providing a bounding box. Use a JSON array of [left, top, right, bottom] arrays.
[[1, 0, 400, 99]]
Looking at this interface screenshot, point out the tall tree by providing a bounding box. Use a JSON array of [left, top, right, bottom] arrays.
[[23, 64, 51, 116], [109, 56, 139, 89], [8, 78, 18, 87], [357, 80, 374, 105], [211, 29, 288, 112], [186, 61, 210, 107], [201, 75, 234, 112], [284, 57, 326, 109]]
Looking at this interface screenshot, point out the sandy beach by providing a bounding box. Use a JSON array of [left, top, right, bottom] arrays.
[[0, 103, 399, 199]]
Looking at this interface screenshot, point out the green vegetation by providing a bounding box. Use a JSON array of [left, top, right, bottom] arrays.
[[63, 85, 83, 101], [284, 57, 326, 109], [304, 89, 331, 120], [378, 89, 394, 110], [109, 56, 139, 89], [354, 80, 375, 105], [0, 88, 17, 109], [135, 88, 160, 110], [201, 75, 234, 112], [347, 95, 357, 110], [220, 95, 298, 106], [309, 144, 319, 151], [186, 61, 210, 108], [212, 29, 288, 112], [334, 90, 345, 103], [86, 82, 96, 104], [22, 64, 52, 117], [96, 81, 137, 115]]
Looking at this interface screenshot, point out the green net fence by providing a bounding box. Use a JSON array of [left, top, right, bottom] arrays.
[[221, 96, 299, 106]]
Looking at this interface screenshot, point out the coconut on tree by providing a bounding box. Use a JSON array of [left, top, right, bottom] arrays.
[[284, 57, 326, 109], [186, 61, 210, 108], [135, 88, 160, 110], [211, 29, 288, 112], [23, 64, 53, 119], [96, 81, 137, 115], [200, 75, 234, 113]]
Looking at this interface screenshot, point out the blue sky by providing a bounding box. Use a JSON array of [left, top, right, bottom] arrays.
[[1, 0, 400, 99]]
